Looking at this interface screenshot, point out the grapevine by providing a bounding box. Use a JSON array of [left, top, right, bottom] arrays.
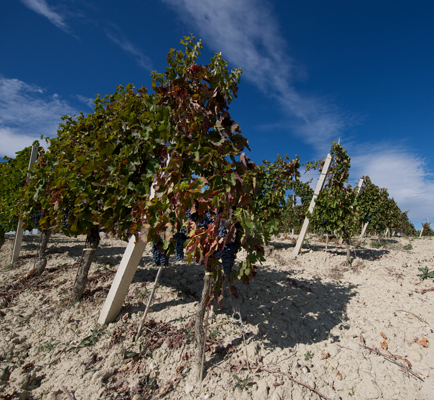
[[309, 142, 358, 263], [136, 36, 269, 381]]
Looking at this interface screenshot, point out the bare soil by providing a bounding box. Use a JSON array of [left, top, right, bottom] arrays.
[[0, 233, 433, 400]]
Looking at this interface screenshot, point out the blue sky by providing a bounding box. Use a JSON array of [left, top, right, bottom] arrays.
[[1, 0, 433, 228]]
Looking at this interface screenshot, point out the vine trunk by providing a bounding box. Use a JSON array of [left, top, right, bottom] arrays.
[[72, 227, 100, 301], [0, 227, 4, 251], [193, 263, 213, 382], [35, 229, 52, 275], [345, 238, 352, 264]]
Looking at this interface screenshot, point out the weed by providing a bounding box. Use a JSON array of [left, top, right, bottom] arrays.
[[126, 343, 153, 359], [37, 340, 58, 353], [182, 327, 193, 341], [138, 289, 150, 300], [304, 351, 313, 361], [68, 324, 106, 352], [419, 267, 434, 280], [371, 241, 386, 249], [208, 328, 219, 339], [17, 314, 30, 324], [4, 264, 14, 270], [234, 375, 253, 391], [349, 388, 355, 397], [404, 244, 413, 250], [81, 325, 106, 347]]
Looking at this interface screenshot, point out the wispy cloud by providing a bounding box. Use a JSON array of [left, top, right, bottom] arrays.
[[162, 0, 347, 151], [350, 144, 434, 226], [75, 95, 95, 110], [105, 25, 153, 70], [0, 77, 78, 158], [20, 0, 70, 32]]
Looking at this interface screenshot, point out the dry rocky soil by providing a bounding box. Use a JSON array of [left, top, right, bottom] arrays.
[[0, 233, 433, 400]]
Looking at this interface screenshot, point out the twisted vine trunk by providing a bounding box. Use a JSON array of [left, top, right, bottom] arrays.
[[72, 227, 100, 302], [35, 229, 52, 275], [193, 264, 212, 382], [0, 227, 5, 251], [345, 237, 352, 264]]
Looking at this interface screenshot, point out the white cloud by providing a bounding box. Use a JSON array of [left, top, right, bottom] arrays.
[[105, 26, 153, 70], [351, 145, 434, 226], [0, 127, 40, 159], [0, 77, 78, 158], [20, 0, 69, 32], [76, 95, 95, 109], [162, 0, 347, 150]]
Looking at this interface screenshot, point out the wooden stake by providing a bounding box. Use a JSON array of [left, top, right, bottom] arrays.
[[360, 221, 369, 238], [99, 157, 168, 325], [356, 177, 364, 195], [11, 145, 39, 265], [293, 153, 333, 257], [98, 235, 147, 324]]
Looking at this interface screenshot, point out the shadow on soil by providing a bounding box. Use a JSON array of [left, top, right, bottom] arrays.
[[128, 257, 357, 354]]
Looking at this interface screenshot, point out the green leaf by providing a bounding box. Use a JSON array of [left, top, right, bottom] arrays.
[[102, 143, 117, 155]]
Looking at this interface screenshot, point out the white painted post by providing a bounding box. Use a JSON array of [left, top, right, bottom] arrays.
[[360, 222, 369, 238], [419, 227, 424, 238], [11, 145, 39, 265], [98, 180, 158, 325], [98, 157, 170, 325], [385, 227, 389, 237], [356, 177, 364, 195], [98, 235, 147, 324], [293, 153, 333, 257]]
